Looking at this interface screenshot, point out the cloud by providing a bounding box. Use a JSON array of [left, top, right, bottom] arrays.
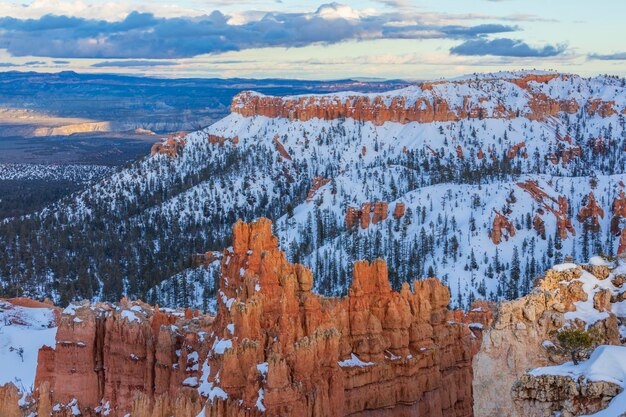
[[588, 52, 626, 61], [0, 3, 521, 59], [0, 62, 18, 67], [91, 60, 179, 68], [53, 60, 70, 64], [450, 38, 566, 57]]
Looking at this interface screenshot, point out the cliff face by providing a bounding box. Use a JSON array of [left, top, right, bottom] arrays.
[[3, 218, 489, 417], [230, 73, 622, 126], [201, 217, 486, 417], [473, 260, 626, 417], [32, 299, 210, 417]]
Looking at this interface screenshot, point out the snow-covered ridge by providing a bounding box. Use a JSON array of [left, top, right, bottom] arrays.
[[231, 71, 626, 123]]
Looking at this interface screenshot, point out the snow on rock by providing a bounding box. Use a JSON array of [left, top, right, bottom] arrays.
[[0, 300, 58, 395], [338, 353, 376, 368], [529, 346, 626, 417]]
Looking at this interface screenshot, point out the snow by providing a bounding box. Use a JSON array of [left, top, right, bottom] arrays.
[[0, 301, 58, 395], [529, 346, 626, 417], [589, 256, 612, 267], [120, 310, 139, 323], [338, 353, 376, 368], [256, 388, 266, 412], [62, 303, 80, 316], [212, 338, 232, 355], [552, 263, 578, 272], [257, 362, 268, 375], [183, 377, 199, 387], [564, 269, 613, 327]]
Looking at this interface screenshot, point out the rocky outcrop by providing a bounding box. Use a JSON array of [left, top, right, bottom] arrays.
[[346, 202, 389, 229], [473, 260, 625, 417], [272, 135, 292, 160], [32, 299, 211, 417], [491, 210, 515, 244], [577, 192, 604, 232], [192, 251, 222, 268], [230, 73, 620, 126], [5, 218, 487, 417], [393, 202, 406, 220], [518, 180, 576, 240], [532, 214, 546, 237], [151, 133, 186, 157], [0, 384, 20, 417], [506, 142, 527, 159], [512, 373, 621, 417], [306, 177, 330, 202], [371, 201, 388, 224], [200, 218, 484, 417]]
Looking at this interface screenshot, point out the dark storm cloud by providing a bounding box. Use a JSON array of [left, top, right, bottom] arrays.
[[450, 38, 566, 57], [91, 60, 179, 68], [0, 4, 521, 59]]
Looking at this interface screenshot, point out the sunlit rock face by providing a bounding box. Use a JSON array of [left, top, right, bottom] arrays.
[[473, 258, 626, 417], [231, 73, 623, 126], [1, 218, 489, 417]]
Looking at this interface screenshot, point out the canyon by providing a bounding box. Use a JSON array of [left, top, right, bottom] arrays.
[[3, 221, 626, 416], [0, 218, 490, 417]]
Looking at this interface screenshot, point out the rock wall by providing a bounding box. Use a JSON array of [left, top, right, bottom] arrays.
[[201, 218, 485, 417], [346, 202, 389, 229], [8, 218, 487, 417], [230, 74, 619, 126], [473, 261, 625, 417], [511, 372, 621, 417], [33, 300, 210, 417], [151, 133, 186, 157]]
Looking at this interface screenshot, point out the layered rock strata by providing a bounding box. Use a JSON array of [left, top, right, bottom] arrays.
[[231, 74, 622, 126], [473, 260, 626, 417], [3, 218, 487, 417]]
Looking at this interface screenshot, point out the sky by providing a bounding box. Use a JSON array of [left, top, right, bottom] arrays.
[[0, 0, 624, 80]]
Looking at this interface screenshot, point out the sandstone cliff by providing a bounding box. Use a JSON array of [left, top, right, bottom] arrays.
[[473, 259, 626, 417], [2, 218, 488, 417], [231, 73, 623, 126]]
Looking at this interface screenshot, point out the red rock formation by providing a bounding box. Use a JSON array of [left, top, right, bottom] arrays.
[[477, 149, 484, 160], [554, 196, 576, 240], [345, 206, 361, 229], [491, 210, 515, 244], [34, 300, 210, 417], [577, 192, 604, 232], [346, 202, 390, 228], [371, 201, 388, 224], [611, 190, 626, 235], [151, 133, 186, 157], [360, 202, 371, 229], [0, 385, 20, 417], [204, 218, 482, 417], [231, 74, 617, 126], [456, 145, 464, 159], [393, 202, 406, 220], [306, 177, 331, 202], [506, 142, 526, 159], [15, 219, 485, 417], [586, 99, 617, 117], [192, 251, 221, 268], [272, 135, 292, 160], [208, 134, 225, 145], [532, 214, 545, 237], [517, 181, 575, 240]]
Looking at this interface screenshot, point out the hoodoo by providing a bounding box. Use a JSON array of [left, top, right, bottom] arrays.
[[2, 218, 489, 417]]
